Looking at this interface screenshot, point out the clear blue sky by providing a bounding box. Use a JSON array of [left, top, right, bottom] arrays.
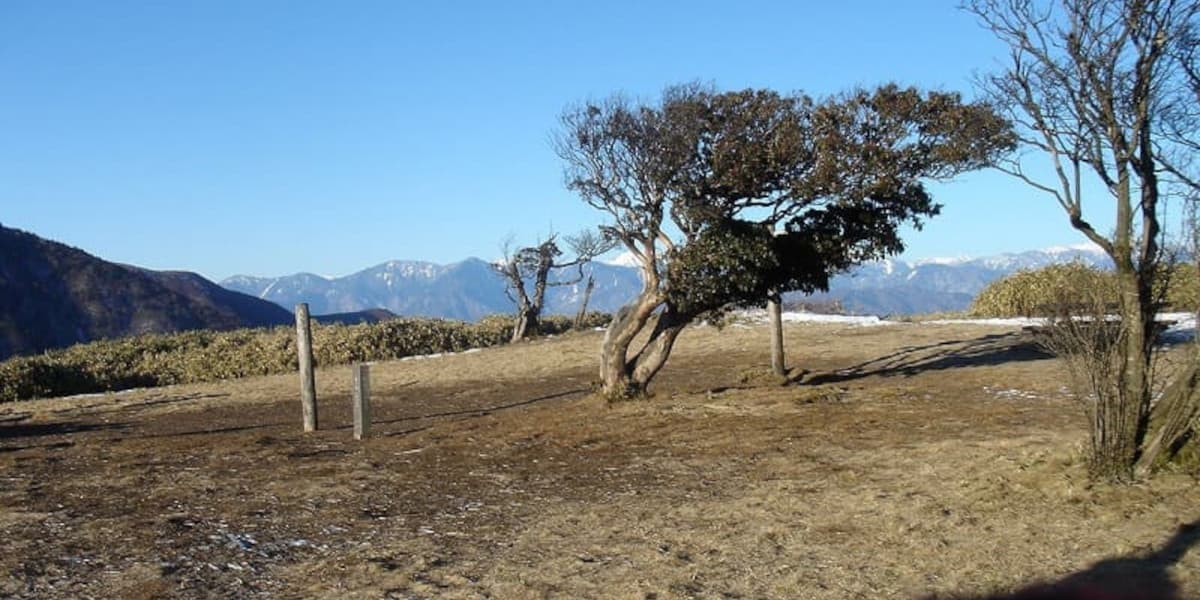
[[1, 1, 1110, 281]]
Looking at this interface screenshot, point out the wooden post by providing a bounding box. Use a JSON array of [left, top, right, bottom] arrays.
[[352, 363, 371, 440], [768, 291, 786, 377], [295, 303, 318, 432]]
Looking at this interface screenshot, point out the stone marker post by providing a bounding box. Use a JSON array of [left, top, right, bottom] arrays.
[[353, 363, 371, 440]]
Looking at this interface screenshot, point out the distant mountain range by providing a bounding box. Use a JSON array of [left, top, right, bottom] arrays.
[[221, 259, 643, 321], [0, 224, 297, 360], [222, 244, 1112, 320], [799, 245, 1111, 315], [0, 220, 1112, 362]]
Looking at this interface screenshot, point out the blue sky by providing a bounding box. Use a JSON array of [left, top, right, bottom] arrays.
[[1, 1, 1112, 280]]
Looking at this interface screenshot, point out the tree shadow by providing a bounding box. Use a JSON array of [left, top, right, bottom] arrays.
[[372, 387, 591, 427], [134, 421, 290, 439], [806, 331, 1052, 385], [0, 420, 128, 453], [932, 520, 1200, 600]]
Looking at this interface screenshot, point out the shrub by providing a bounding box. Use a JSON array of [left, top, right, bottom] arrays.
[[0, 312, 613, 403], [1162, 263, 1200, 314], [970, 262, 1118, 318], [971, 261, 1200, 318]]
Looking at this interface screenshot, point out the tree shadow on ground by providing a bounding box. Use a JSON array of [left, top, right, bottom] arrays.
[[0, 420, 128, 452], [134, 421, 289, 439], [372, 387, 591, 427], [805, 332, 1052, 385], [930, 520, 1200, 599]]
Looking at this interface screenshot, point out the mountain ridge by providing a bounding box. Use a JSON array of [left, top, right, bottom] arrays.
[[0, 224, 297, 360], [222, 244, 1111, 320], [222, 257, 642, 321]]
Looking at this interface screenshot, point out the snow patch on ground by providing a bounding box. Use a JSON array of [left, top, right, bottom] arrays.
[[744, 310, 1197, 343], [780, 312, 888, 326], [924, 312, 1197, 344], [983, 386, 1041, 401], [399, 347, 484, 362], [739, 309, 892, 327], [925, 316, 1048, 327], [1159, 313, 1197, 344]]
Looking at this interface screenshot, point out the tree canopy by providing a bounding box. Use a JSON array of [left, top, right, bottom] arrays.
[[558, 83, 1014, 397]]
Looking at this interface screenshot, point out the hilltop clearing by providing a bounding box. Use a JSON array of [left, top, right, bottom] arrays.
[[0, 321, 1197, 598]]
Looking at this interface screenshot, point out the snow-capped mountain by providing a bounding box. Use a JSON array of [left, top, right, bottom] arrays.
[[220, 244, 1112, 320], [800, 244, 1111, 315], [220, 259, 642, 321]]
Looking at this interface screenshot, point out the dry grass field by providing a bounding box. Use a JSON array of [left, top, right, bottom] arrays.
[[0, 320, 1197, 599]]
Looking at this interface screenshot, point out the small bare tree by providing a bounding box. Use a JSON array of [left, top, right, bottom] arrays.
[[966, 0, 1200, 479], [573, 273, 596, 328], [494, 229, 614, 342]]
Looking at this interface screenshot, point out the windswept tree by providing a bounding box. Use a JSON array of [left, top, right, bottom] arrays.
[[493, 229, 614, 342], [966, 0, 1200, 480], [557, 84, 1013, 399]]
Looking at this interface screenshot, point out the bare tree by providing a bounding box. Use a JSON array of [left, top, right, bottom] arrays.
[[573, 273, 596, 328], [494, 229, 614, 342], [965, 0, 1200, 479]]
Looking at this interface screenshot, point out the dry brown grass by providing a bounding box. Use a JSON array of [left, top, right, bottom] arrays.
[[0, 321, 1197, 599]]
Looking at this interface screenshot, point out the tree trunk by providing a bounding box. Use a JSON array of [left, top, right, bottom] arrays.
[[629, 306, 689, 389], [767, 290, 785, 377], [1091, 267, 1152, 481], [574, 275, 595, 328], [1137, 358, 1200, 476], [599, 292, 661, 399], [511, 306, 539, 343]]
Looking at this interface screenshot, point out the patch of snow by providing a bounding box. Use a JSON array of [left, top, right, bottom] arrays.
[[1043, 242, 1106, 254], [925, 312, 1197, 343], [982, 386, 1041, 400], [739, 309, 893, 327], [399, 346, 496, 362], [401, 352, 444, 361], [1160, 313, 1197, 344], [780, 312, 888, 326], [601, 251, 643, 268], [382, 260, 439, 278], [926, 316, 1048, 327], [912, 255, 973, 266]]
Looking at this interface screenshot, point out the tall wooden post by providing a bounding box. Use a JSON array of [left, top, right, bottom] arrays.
[[768, 290, 786, 377], [352, 363, 371, 440], [295, 303, 318, 432]]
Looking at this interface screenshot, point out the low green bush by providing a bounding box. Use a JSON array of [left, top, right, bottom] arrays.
[[970, 261, 1200, 318], [970, 262, 1117, 317], [0, 312, 612, 403]]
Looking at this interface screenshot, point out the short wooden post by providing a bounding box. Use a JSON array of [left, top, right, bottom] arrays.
[[352, 363, 371, 440], [767, 291, 786, 377], [295, 303, 318, 432]]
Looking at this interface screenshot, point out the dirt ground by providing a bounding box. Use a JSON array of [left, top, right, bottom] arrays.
[[0, 320, 1197, 599]]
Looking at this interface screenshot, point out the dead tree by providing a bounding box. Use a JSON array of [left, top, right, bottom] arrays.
[[494, 229, 613, 342], [574, 274, 596, 328]]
